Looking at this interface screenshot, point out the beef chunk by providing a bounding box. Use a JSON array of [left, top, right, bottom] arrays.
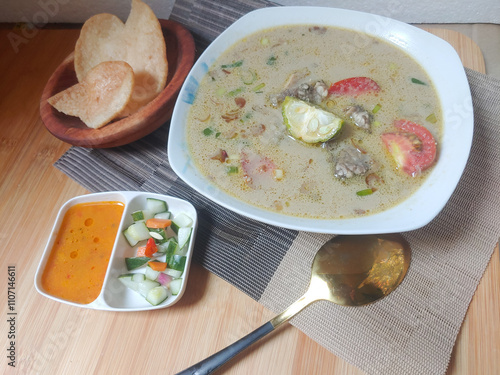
[[334, 145, 373, 179]]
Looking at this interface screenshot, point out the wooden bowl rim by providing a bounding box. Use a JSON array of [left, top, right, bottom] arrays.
[[39, 19, 195, 148]]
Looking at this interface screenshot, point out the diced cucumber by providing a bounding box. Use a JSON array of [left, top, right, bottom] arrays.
[[131, 210, 144, 221], [146, 286, 170, 305], [177, 227, 192, 250], [163, 268, 183, 278], [125, 256, 150, 270], [123, 229, 138, 247], [138, 279, 160, 297], [174, 244, 188, 257], [155, 241, 168, 253], [132, 273, 146, 282], [169, 279, 183, 295], [145, 266, 160, 281], [171, 213, 193, 234], [167, 254, 186, 272], [123, 221, 150, 246], [157, 238, 178, 255], [154, 211, 171, 220], [167, 238, 179, 256], [119, 273, 134, 280], [131, 209, 154, 222], [146, 198, 168, 215], [119, 198, 194, 305], [118, 273, 138, 291]]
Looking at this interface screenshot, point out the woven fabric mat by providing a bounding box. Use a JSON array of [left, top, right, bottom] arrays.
[[54, 1, 500, 374]]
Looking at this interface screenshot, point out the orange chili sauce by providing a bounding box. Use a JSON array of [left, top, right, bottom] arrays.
[[41, 201, 124, 304]]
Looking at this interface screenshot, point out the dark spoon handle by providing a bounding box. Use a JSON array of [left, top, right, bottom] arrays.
[[175, 321, 275, 375]]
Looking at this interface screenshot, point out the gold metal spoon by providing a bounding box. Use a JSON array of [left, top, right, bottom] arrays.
[[176, 234, 411, 375]]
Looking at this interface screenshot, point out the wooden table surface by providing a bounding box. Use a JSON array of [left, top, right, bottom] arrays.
[[0, 24, 498, 375]]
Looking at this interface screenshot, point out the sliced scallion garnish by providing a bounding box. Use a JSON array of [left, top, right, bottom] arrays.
[[356, 188, 373, 197], [240, 69, 257, 85], [253, 83, 265, 92], [203, 127, 214, 136], [226, 166, 239, 175], [221, 60, 243, 69], [266, 56, 277, 65], [216, 87, 226, 97], [228, 87, 244, 96], [411, 77, 427, 85], [426, 113, 437, 123]]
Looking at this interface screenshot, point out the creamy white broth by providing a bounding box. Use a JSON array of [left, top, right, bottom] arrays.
[[186, 25, 441, 219]]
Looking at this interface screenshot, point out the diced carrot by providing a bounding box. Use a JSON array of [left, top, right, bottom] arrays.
[[136, 246, 147, 257], [144, 238, 157, 257], [146, 218, 172, 228], [148, 261, 168, 272]]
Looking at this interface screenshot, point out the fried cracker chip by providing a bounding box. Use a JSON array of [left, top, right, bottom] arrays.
[[74, 0, 168, 116], [48, 61, 134, 129]]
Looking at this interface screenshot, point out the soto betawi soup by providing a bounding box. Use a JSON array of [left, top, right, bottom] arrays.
[[41, 201, 124, 304], [186, 25, 440, 219]]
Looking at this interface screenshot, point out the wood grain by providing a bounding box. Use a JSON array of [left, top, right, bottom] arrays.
[[419, 27, 486, 72], [0, 24, 497, 375]]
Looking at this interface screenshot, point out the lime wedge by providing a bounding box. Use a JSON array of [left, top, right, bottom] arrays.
[[282, 96, 343, 143]]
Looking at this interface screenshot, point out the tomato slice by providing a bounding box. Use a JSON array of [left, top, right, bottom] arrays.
[[240, 149, 276, 188], [381, 120, 437, 176], [144, 238, 158, 257], [328, 77, 380, 96]]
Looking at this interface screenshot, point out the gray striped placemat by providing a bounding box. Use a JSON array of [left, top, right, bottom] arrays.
[[54, 1, 500, 374]]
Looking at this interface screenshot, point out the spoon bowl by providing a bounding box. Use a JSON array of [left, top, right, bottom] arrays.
[[313, 234, 411, 306], [177, 234, 411, 375]]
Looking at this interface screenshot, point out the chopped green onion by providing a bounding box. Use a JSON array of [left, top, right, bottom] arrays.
[[215, 132, 221, 138], [226, 166, 239, 175], [356, 188, 373, 196], [372, 121, 381, 127], [411, 77, 427, 85], [228, 87, 244, 96], [216, 87, 226, 97], [372, 104, 382, 113], [266, 56, 277, 65], [203, 127, 214, 136], [240, 69, 257, 85], [253, 83, 265, 92], [221, 60, 243, 69], [260, 37, 269, 45], [426, 113, 437, 123], [239, 113, 252, 123]]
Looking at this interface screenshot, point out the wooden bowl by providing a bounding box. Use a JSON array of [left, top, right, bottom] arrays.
[[40, 19, 195, 148]]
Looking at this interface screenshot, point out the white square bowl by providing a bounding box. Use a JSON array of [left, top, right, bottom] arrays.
[[34, 191, 197, 311], [168, 7, 473, 234]]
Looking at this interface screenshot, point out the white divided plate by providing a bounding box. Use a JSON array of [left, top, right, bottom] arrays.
[[168, 7, 473, 234], [34, 191, 197, 311]]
